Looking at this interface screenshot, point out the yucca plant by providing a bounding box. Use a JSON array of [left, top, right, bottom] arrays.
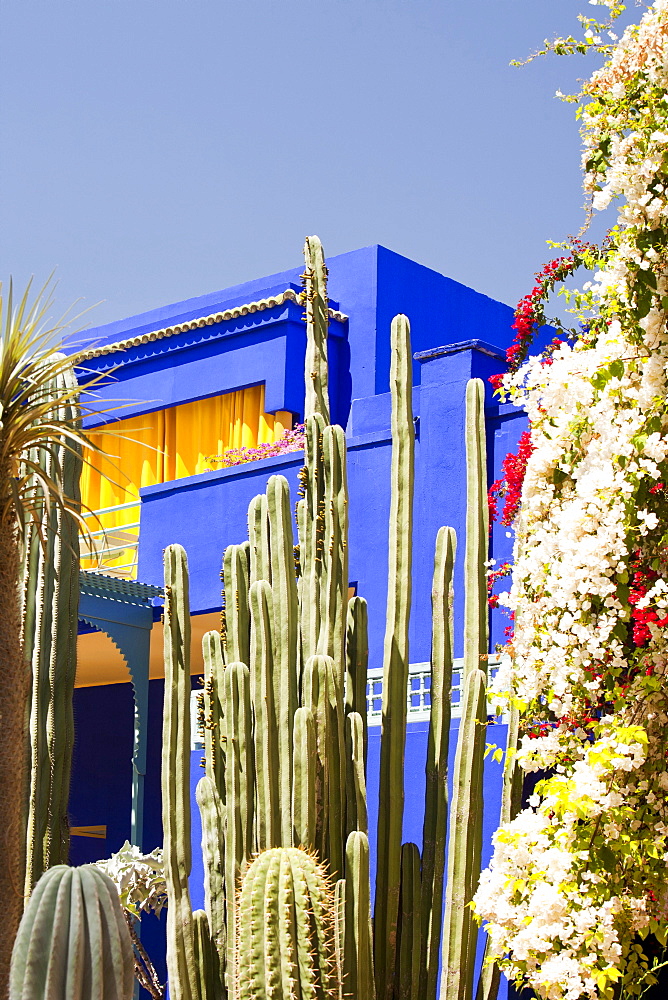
[[0, 278, 114, 995]]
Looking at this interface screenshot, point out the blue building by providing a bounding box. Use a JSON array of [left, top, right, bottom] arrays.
[[68, 244, 528, 991]]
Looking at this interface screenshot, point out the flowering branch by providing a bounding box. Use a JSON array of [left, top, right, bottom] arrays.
[[476, 4, 668, 998]]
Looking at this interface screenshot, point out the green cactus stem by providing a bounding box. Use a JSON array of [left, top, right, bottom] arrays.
[[202, 630, 226, 803], [162, 544, 202, 1000], [334, 878, 346, 1000], [318, 424, 348, 674], [302, 654, 334, 869], [10, 864, 134, 1000], [298, 413, 326, 667], [345, 596, 369, 764], [420, 525, 456, 1000], [374, 314, 414, 1000], [440, 668, 488, 1000], [292, 706, 316, 850], [222, 543, 250, 666], [397, 843, 422, 1000], [193, 909, 223, 1000], [249, 580, 280, 851], [345, 712, 368, 839], [223, 660, 254, 987], [463, 379, 489, 684], [302, 235, 330, 423], [440, 377, 492, 1000], [23, 361, 82, 893], [248, 493, 271, 585], [319, 424, 348, 864], [195, 776, 226, 995], [475, 697, 523, 1000], [344, 831, 375, 1000], [236, 847, 340, 1000], [267, 475, 299, 845]]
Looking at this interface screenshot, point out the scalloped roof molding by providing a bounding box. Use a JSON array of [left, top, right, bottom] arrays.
[[78, 288, 349, 361]]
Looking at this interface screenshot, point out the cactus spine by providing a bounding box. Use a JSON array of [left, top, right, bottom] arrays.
[[10, 864, 134, 1000], [161, 238, 515, 1000]]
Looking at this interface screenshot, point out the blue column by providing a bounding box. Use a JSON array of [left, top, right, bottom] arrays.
[[78, 595, 153, 849], [415, 339, 506, 657]]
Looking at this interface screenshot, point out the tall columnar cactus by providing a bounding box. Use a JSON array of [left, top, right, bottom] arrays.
[[235, 847, 339, 1000], [374, 313, 414, 1000], [420, 526, 456, 1000], [9, 864, 134, 1000], [463, 378, 489, 685], [22, 359, 83, 895], [161, 237, 517, 1000], [162, 545, 206, 1000], [302, 235, 330, 423]]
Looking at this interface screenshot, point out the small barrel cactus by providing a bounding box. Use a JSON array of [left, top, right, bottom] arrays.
[[236, 846, 339, 1000], [10, 864, 134, 1000]]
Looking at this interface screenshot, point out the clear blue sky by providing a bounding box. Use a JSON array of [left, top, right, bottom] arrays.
[[0, 1, 628, 329]]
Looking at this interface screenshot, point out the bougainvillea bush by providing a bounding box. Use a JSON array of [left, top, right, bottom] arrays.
[[473, 3, 668, 998], [204, 423, 304, 471]]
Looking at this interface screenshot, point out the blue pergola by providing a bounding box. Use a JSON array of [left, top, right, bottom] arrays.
[[78, 571, 162, 847]]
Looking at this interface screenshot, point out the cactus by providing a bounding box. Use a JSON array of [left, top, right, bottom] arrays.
[[162, 545, 205, 1000], [267, 475, 299, 845], [222, 659, 254, 986], [345, 596, 369, 763], [344, 712, 368, 840], [160, 238, 515, 1000], [344, 831, 375, 1000], [439, 381, 493, 1000], [397, 843, 422, 1000], [334, 878, 346, 1000], [236, 847, 339, 1000], [23, 359, 83, 894], [463, 378, 489, 685], [221, 544, 250, 666], [195, 777, 226, 997], [292, 706, 316, 850], [249, 580, 280, 851], [440, 668, 488, 1000], [420, 526, 456, 1000], [9, 864, 134, 1000], [302, 235, 330, 423], [374, 313, 414, 1000]]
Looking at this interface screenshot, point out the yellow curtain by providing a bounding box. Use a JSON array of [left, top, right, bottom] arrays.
[[81, 385, 292, 578]]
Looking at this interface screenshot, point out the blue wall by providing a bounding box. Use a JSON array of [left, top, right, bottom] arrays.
[[135, 340, 526, 670], [75, 244, 515, 430], [71, 245, 529, 999]]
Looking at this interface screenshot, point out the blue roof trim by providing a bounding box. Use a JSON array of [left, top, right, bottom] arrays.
[[80, 570, 163, 605]]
